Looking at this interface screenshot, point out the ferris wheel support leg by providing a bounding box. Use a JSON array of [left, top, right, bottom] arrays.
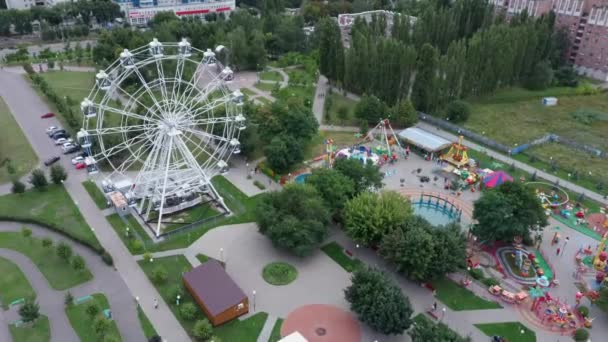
[[208, 181, 231, 215], [155, 136, 175, 237]]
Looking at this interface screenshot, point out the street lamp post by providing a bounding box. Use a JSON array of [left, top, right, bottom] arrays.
[[176, 294, 181, 306], [252, 290, 256, 312], [466, 266, 471, 283], [125, 226, 130, 237], [441, 307, 446, 321], [220, 248, 224, 263]]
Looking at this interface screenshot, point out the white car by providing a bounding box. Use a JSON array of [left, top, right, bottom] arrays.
[[46, 126, 59, 134], [54, 138, 73, 145], [71, 156, 84, 165], [62, 143, 77, 151]]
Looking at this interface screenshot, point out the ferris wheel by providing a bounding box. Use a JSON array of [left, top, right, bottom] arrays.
[[77, 38, 246, 237]]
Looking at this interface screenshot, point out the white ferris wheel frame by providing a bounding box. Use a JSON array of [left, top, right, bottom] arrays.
[[81, 40, 245, 237]]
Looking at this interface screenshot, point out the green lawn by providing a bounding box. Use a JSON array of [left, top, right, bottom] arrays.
[[106, 214, 154, 255], [196, 254, 209, 264], [259, 71, 283, 82], [66, 293, 122, 342], [324, 92, 359, 126], [9, 315, 50, 342], [268, 318, 283, 342], [412, 314, 466, 340], [137, 305, 158, 340], [262, 262, 298, 286], [82, 180, 108, 209], [0, 256, 36, 308], [321, 242, 364, 273], [464, 87, 608, 185], [154, 204, 221, 233], [0, 185, 101, 250], [138, 255, 200, 335], [0, 97, 38, 183], [475, 322, 536, 342], [215, 312, 268, 342], [0, 232, 92, 290], [38, 71, 94, 129], [275, 85, 315, 108], [255, 82, 277, 92], [432, 278, 502, 311], [241, 88, 257, 97]]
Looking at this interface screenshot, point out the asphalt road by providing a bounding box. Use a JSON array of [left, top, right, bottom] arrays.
[[0, 69, 190, 341]]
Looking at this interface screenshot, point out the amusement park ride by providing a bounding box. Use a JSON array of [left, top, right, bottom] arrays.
[[79, 39, 245, 237], [441, 135, 469, 168]]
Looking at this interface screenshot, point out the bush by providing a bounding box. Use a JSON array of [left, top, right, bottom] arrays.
[[130, 240, 144, 254], [143, 252, 153, 262], [481, 277, 500, 287], [11, 180, 26, 193], [50, 164, 67, 184], [253, 180, 266, 190], [524, 61, 554, 90], [29, 169, 48, 190], [56, 242, 73, 261], [445, 100, 471, 123], [21, 226, 32, 239], [192, 319, 214, 341], [180, 303, 198, 321], [42, 237, 53, 248], [71, 255, 86, 271], [575, 81, 600, 96], [573, 328, 589, 341], [101, 251, 113, 266], [151, 266, 169, 284], [469, 268, 484, 280], [86, 303, 100, 318], [168, 285, 184, 302], [577, 305, 589, 318], [65, 292, 74, 307]]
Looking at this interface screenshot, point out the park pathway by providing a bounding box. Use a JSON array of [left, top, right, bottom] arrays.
[[0, 221, 146, 342], [0, 69, 190, 341], [0, 248, 80, 342]]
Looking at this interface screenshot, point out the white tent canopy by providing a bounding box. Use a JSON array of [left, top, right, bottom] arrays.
[[398, 127, 452, 152]]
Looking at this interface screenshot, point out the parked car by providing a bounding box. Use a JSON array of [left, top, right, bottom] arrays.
[[54, 138, 73, 145], [75, 162, 86, 169], [71, 156, 85, 165], [41, 112, 55, 118], [51, 133, 67, 141], [46, 126, 60, 134], [44, 156, 60, 166], [63, 145, 81, 154], [49, 129, 66, 138]]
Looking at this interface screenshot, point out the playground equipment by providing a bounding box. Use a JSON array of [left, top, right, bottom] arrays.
[[363, 119, 404, 161], [593, 232, 608, 271], [325, 138, 335, 168], [532, 292, 581, 330], [441, 135, 469, 168], [488, 285, 528, 304], [335, 146, 380, 166], [527, 182, 570, 208]]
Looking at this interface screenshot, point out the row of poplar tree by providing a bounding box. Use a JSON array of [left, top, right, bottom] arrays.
[[317, 0, 568, 113]]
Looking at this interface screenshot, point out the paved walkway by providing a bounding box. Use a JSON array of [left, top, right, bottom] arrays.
[[0, 221, 146, 342], [0, 70, 190, 341], [416, 121, 608, 207], [0, 248, 80, 342], [257, 314, 278, 342], [312, 74, 329, 124]]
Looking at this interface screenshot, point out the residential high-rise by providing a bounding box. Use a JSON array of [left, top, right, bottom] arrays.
[[5, 0, 69, 10], [491, 0, 608, 81]]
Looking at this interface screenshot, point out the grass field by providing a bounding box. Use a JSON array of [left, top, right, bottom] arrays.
[[255, 82, 277, 92], [82, 180, 108, 209], [9, 315, 50, 342], [475, 322, 536, 342], [137, 305, 158, 340], [0, 97, 38, 183], [66, 293, 122, 342], [259, 71, 283, 82], [262, 262, 298, 285], [0, 256, 36, 308], [0, 185, 101, 250], [215, 312, 268, 342], [0, 232, 93, 290], [324, 92, 358, 126], [39, 71, 94, 114], [432, 278, 502, 311], [465, 87, 608, 182], [106, 214, 153, 255], [321, 242, 364, 273], [268, 318, 284, 342], [138, 255, 202, 336]]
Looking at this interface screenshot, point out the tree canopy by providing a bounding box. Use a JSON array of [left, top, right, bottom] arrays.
[[344, 267, 413, 334], [409, 316, 472, 342], [472, 181, 547, 243], [306, 168, 355, 214], [343, 191, 413, 247], [255, 184, 330, 256], [333, 158, 384, 194]]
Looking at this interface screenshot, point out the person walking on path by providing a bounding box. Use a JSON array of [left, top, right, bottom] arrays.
[[154, 298, 158, 309]]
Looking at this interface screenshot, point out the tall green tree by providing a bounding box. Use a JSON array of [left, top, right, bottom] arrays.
[[354, 95, 388, 124], [317, 17, 345, 83], [343, 191, 413, 247], [334, 158, 384, 194], [409, 315, 471, 342], [472, 182, 547, 243], [411, 43, 439, 112], [306, 168, 355, 215], [255, 184, 330, 256], [344, 267, 413, 334], [18, 300, 40, 323], [29, 169, 48, 191]]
